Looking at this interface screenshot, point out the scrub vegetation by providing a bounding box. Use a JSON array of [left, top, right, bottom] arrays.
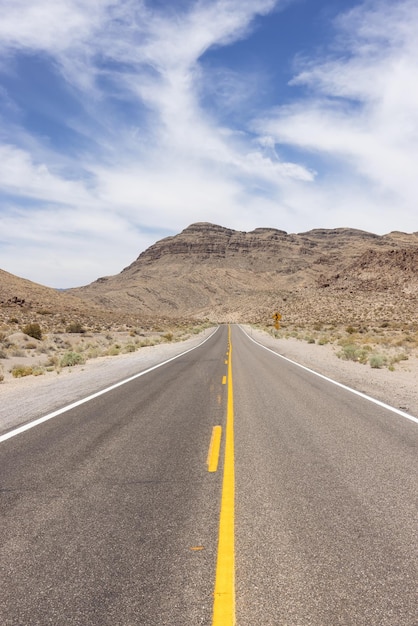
[[262, 320, 417, 372], [0, 320, 213, 383]]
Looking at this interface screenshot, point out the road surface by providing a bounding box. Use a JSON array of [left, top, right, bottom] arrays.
[[1, 325, 417, 625]]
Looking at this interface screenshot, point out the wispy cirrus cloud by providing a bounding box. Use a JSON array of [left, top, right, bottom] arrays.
[[0, 0, 417, 287], [256, 0, 418, 230]]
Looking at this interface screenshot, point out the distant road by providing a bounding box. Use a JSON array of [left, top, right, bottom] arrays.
[[1, 325, 417, 625]]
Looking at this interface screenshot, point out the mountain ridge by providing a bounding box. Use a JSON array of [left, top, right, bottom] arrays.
[[1, 223, 418, 328], [66, 222, 418, 325]]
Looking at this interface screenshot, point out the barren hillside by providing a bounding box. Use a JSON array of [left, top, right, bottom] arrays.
[[0, 268, 187, 333], [68, 222, 418, 327]]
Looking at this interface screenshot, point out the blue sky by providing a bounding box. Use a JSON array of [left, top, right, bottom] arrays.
[[1, 0, 418, 288]]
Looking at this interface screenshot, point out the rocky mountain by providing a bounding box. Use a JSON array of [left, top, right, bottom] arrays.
[[68, 223, 418, 327]]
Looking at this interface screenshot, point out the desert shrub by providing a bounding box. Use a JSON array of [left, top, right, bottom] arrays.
[[345, 326, 356, 335], [0, 366, 4, 382], [11, 365, 33, 378], [391, 353, 409, 363], [107, 345, 120, 356], [337, 344, 371, 364], [124, 344, 136, 353], [337, 344, 358, 361], [60, 352, 85, 367], [66, 322, 85, 334], [23, 323, 42, 340], [139, 338, 157, 347], [356, 348, 372, 364], [369, 354, 387, 369], [163, 332, 173, 342], [8, 317, 19, 324], [317, 337, 329, 345]]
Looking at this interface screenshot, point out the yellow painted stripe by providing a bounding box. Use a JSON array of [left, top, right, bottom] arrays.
[[212, 326, 235, 625], [207, 425, 222, 472], [222, 375, 227, 385]]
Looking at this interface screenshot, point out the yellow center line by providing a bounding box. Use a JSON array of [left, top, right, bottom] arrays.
[[207, 425, 222, 473], [222, 375, 227, 385], [212, 326, 235, 625]]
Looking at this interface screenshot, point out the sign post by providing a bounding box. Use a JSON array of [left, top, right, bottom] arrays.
[[272, 312, 282, 330]]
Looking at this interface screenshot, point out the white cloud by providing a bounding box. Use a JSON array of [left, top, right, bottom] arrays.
[[257, 0, 418, 226], [0, 0, 97, 52], [1, 0, 418, 288], [0, 144, 94, 205]]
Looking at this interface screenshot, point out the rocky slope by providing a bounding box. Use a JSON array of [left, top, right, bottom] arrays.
[[68, 223, 418, 327]]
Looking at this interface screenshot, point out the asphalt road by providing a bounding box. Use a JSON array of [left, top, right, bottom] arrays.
[[1, 325, 417, 625]]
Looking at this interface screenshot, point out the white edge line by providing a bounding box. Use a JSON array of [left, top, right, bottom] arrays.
[[239, 326, 418, 425], [0, 326, 220, 444]]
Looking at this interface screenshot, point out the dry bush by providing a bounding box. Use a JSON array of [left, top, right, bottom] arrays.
[[369, 354, 387, 369], [32, 366, 45, 376], [87, 347, 101, 359], [337, 343, 372, 364], [22, 323, 42, 340], [60, 352, 85, 367], [11, 365, 33, 378], [66, 321, 86, 334]]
